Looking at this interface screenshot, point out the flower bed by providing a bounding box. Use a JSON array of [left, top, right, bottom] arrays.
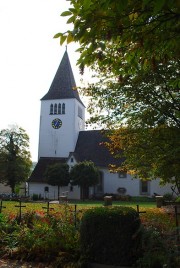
[[0, 203, 179, 267]]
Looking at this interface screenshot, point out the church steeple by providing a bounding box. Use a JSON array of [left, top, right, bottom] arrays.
[[41, 50, 84, 106], [38, 50, 85, 159]]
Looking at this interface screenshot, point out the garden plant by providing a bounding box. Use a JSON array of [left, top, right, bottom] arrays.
[[0, 201, 179, 267]]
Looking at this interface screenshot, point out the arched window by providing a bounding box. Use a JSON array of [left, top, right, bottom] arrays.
[[62, 103, 65, 114], [58, 103, 61, 114], [54, 103, 57, 114], [50, 104, 53, 114]]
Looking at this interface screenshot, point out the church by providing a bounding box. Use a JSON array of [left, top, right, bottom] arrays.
[[28, 50, 172, 200]]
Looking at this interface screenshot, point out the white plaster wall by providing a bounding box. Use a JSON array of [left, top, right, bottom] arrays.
[[38, 99, 85, 159], [102, 168, 173, 197], [102, 169, 139, 195], [149, 180, 172, 196], [28, 168, 173, 200], [28, 182, 80, 200]]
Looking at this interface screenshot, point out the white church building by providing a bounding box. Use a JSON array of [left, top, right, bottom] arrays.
[[28, 50, 172, 200]]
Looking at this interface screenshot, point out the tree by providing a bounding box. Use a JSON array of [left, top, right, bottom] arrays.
[[70, 161, 100, 200], [56, 0, 179, 127], [0, 125, 32, 193], [44, 163, 70, 199], [105, 126, 180, 194], [55, 0, 180, 190], [56, 0, 179, 74]]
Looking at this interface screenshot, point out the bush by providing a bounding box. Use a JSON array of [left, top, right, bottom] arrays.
[[80, 206, 142, 266], [32, 193, 39, 201], [131, 196, 155, 202], [163, 192, 174, 201], [175, 196, 180, 202]]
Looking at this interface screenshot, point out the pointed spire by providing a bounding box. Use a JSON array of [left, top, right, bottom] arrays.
[[41, 50, 84, 105]]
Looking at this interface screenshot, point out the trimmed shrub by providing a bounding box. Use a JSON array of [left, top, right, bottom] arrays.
[[163, 192, 174, 201], [175, 196, 180, 202], [32, 193, 39, 201], [80, 206, 142, 266]]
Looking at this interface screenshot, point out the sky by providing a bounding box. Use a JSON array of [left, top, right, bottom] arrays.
[[0, 0, 90, 162]]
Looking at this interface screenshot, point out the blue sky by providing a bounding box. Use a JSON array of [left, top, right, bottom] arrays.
[[0, 0, 89, 161]]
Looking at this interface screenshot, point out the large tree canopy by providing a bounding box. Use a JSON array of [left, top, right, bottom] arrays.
[[56, 0, 180, 191], [44, 163, 70, 199], [56, 0, 179, 127], [105, 126, 180, 194], [0, 126, 32, 193], [56, 0, 179, 72], [70, 161, 100, 200]]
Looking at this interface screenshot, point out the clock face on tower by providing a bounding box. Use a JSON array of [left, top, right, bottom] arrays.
[[51, 118, 62, 129]]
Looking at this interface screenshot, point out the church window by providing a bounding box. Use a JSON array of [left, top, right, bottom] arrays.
[[71, 158, 74, 163], [96, 172, 103, 193], [58, 103, 61, 114], [70, 185, 73, 192], [62, 103, 65, 114], [78, 106, 83, 118], [54, 103, 57, 114], [140, 181, 149, 195], [50, 104, 53, 114], [44, 186, 49, 192]]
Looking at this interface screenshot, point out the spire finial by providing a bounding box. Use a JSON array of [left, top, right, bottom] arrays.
[[65, 45, 67, 52]]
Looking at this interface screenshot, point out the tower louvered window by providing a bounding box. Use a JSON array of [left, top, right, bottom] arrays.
[[50, 104, 53, 114], [54, 104, 57, 114], [58, 103, 61, 114], [62, 103, 65, 114], [49, 103, 65, 115]]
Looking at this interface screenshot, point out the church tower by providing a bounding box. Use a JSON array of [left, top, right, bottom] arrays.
[[38, 50, 85, 159]]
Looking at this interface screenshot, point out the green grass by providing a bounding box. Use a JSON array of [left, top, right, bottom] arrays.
[[69, 200, 156, 208], [0, 199, 156, 216]]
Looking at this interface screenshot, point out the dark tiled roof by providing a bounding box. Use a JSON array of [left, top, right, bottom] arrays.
[[28, 157, 67, 182], [29, 131, 123, 183], [74, 130, 123, 167], [41, 51, 84, 106]]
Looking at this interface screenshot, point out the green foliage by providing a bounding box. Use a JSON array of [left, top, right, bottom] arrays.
[[136, 225, 180, 268], [163, 192, 174, 201], [106, 126, 180, 194], [80, 206, 142, 266], [175, 196, 180, 202], [44, 163, 70, 198], [57, 0, 180, 190], [0, 208, 80, 264], [131, 196, 155, 202], [0, 204, 179, 266], [58, 0, 179, 68], [0, 125, 32, 193], [32, 193, 39, 201], [70, 161, 100, 200]]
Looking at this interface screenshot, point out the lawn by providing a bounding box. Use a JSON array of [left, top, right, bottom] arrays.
[[69, 199, 156, 208], [0, 199, 156, 216]]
